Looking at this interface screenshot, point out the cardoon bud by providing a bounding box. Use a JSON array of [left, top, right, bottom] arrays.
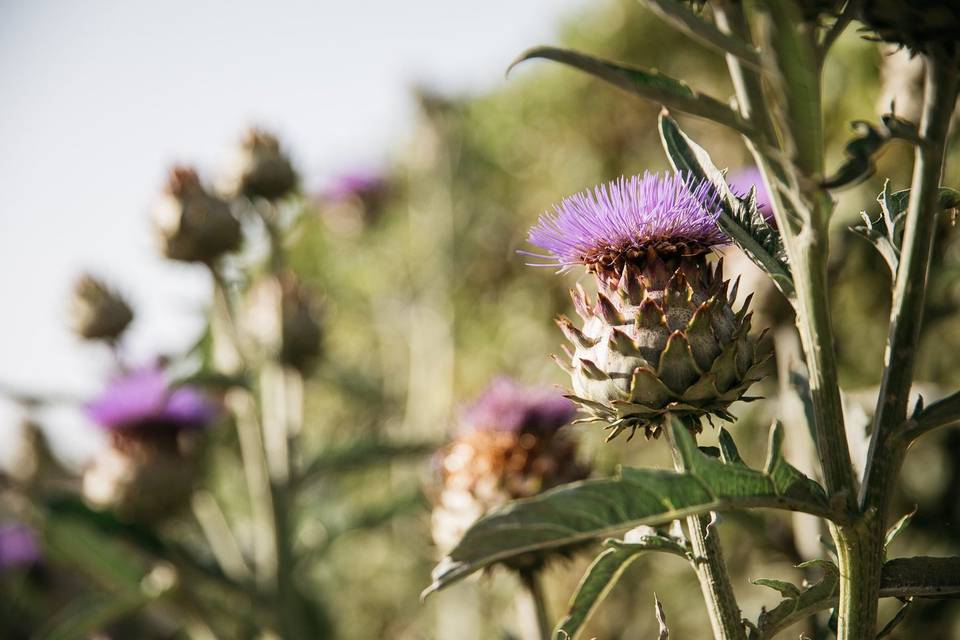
[[82, 365, 219, 521], [233, 128, 298, 201], [155, 167, 242, 263], [69, 274, 133, 342], [860, 1, 960, 56], [320, 171, 390, 234], [243, 271, 323, 373], [526, 172, 768, 441], [430, 379, 587, 568]]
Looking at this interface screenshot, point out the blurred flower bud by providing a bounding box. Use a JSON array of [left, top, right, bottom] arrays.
[[320, 170, 390, 234], [83, 365, 219, 522], [233, 128, 298, 201], [0, 523, 41, 573], [154, 167, 242, 263], [243, 271, 323, 373], [430, 379, 587, 569], [69, 274, 133, 342]]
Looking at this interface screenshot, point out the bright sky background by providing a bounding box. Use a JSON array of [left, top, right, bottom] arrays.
[[0, 0, 588, 466]]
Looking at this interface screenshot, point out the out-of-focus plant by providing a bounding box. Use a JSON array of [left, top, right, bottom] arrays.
[[0, 126, 443, 639], [424, 2, 960, 640]]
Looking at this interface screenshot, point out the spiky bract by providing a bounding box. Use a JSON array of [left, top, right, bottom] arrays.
[[557, 258, 767, 441]]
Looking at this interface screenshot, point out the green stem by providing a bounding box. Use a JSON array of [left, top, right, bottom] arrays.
[[843, 49, 960, 640], [862, 51, 960, 513], [519, 569, 551, 640], [762, 3, 858, 509], [667, 428, 745, 640]]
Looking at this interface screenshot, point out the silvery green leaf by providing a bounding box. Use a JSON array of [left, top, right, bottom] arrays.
[[851, 181, 960, 276], [884, 507, 917, 551], [750, 557, 960, 639], [423, 421, 833, 597], [509, 46, 752, 135], [658, 112, 795, 302], [642, 0, 762, 71], [554, 536, 688, 640]]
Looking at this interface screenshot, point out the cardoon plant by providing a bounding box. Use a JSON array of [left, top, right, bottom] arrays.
[[83, 365, 219, 521], [425, 2, 960, 640]]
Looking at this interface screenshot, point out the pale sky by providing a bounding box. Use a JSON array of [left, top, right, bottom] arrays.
[[0, 0, 588, 465]]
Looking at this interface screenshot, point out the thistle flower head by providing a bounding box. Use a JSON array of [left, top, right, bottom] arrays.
[[430, 379, 587, 562], [526, 172, 727, 281], [83, 365, 216, 521], [460, 377, 575, 437], [0, 523, 40, 572], [86, 365, 218, 436], [326, 171, 386, 202]]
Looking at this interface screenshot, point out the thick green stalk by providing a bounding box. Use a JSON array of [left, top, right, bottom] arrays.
[[862, 52, 960, 513], [841, 51, 960, 640], [668, 428, 745, 640], [518, 569, 551, 640], [760, 3, 858, 507]]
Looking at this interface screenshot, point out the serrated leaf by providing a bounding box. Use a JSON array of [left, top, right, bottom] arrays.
[[658, 113, 795, 302], [752, 561, 839, 639], [821, 121, 889, 190], [751, 557, 960, 639], [753, 578, 802, 598], [424, 420, 833, 597], [643, 0, 762, 71], [510, 46, 751, 135], [851, 182, 960, 276], [554, 535, 687, 640]]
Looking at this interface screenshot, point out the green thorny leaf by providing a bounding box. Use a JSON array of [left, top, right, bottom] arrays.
[[658, 112, 794, 301], [821, 115, 920, 190], [423, 420, 833, 597], [554, 529, 688, 640], [851, 180, 960, 276], [749, 557, 960, 639], [508, 46, 752, 136]]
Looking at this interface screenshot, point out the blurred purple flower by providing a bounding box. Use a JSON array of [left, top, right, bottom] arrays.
[[461, 378, 575, 436], [727, 167, 774, 221], [325, 171, 385, 202], [86, 366, 218, 432], [524, 172, 727, 272], [0, 523, 40, 571]]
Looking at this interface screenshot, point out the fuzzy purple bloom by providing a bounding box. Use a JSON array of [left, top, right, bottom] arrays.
[[525, 172, 728, 272], [86, 366, 218, 432], [727, 167, 774, 221], [326, 171, 385, 202], [0, 523, 40, 571], [461, 378, 576, 436]]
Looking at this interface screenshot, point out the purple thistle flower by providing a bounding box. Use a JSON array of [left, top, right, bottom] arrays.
[[0, 523, 40, 571], [525, 172, 728, 277], [461, 377, 576, 436], [727, 167, 774, 222], [325, 170, 385, 202], [86, 365, 218, 433]]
